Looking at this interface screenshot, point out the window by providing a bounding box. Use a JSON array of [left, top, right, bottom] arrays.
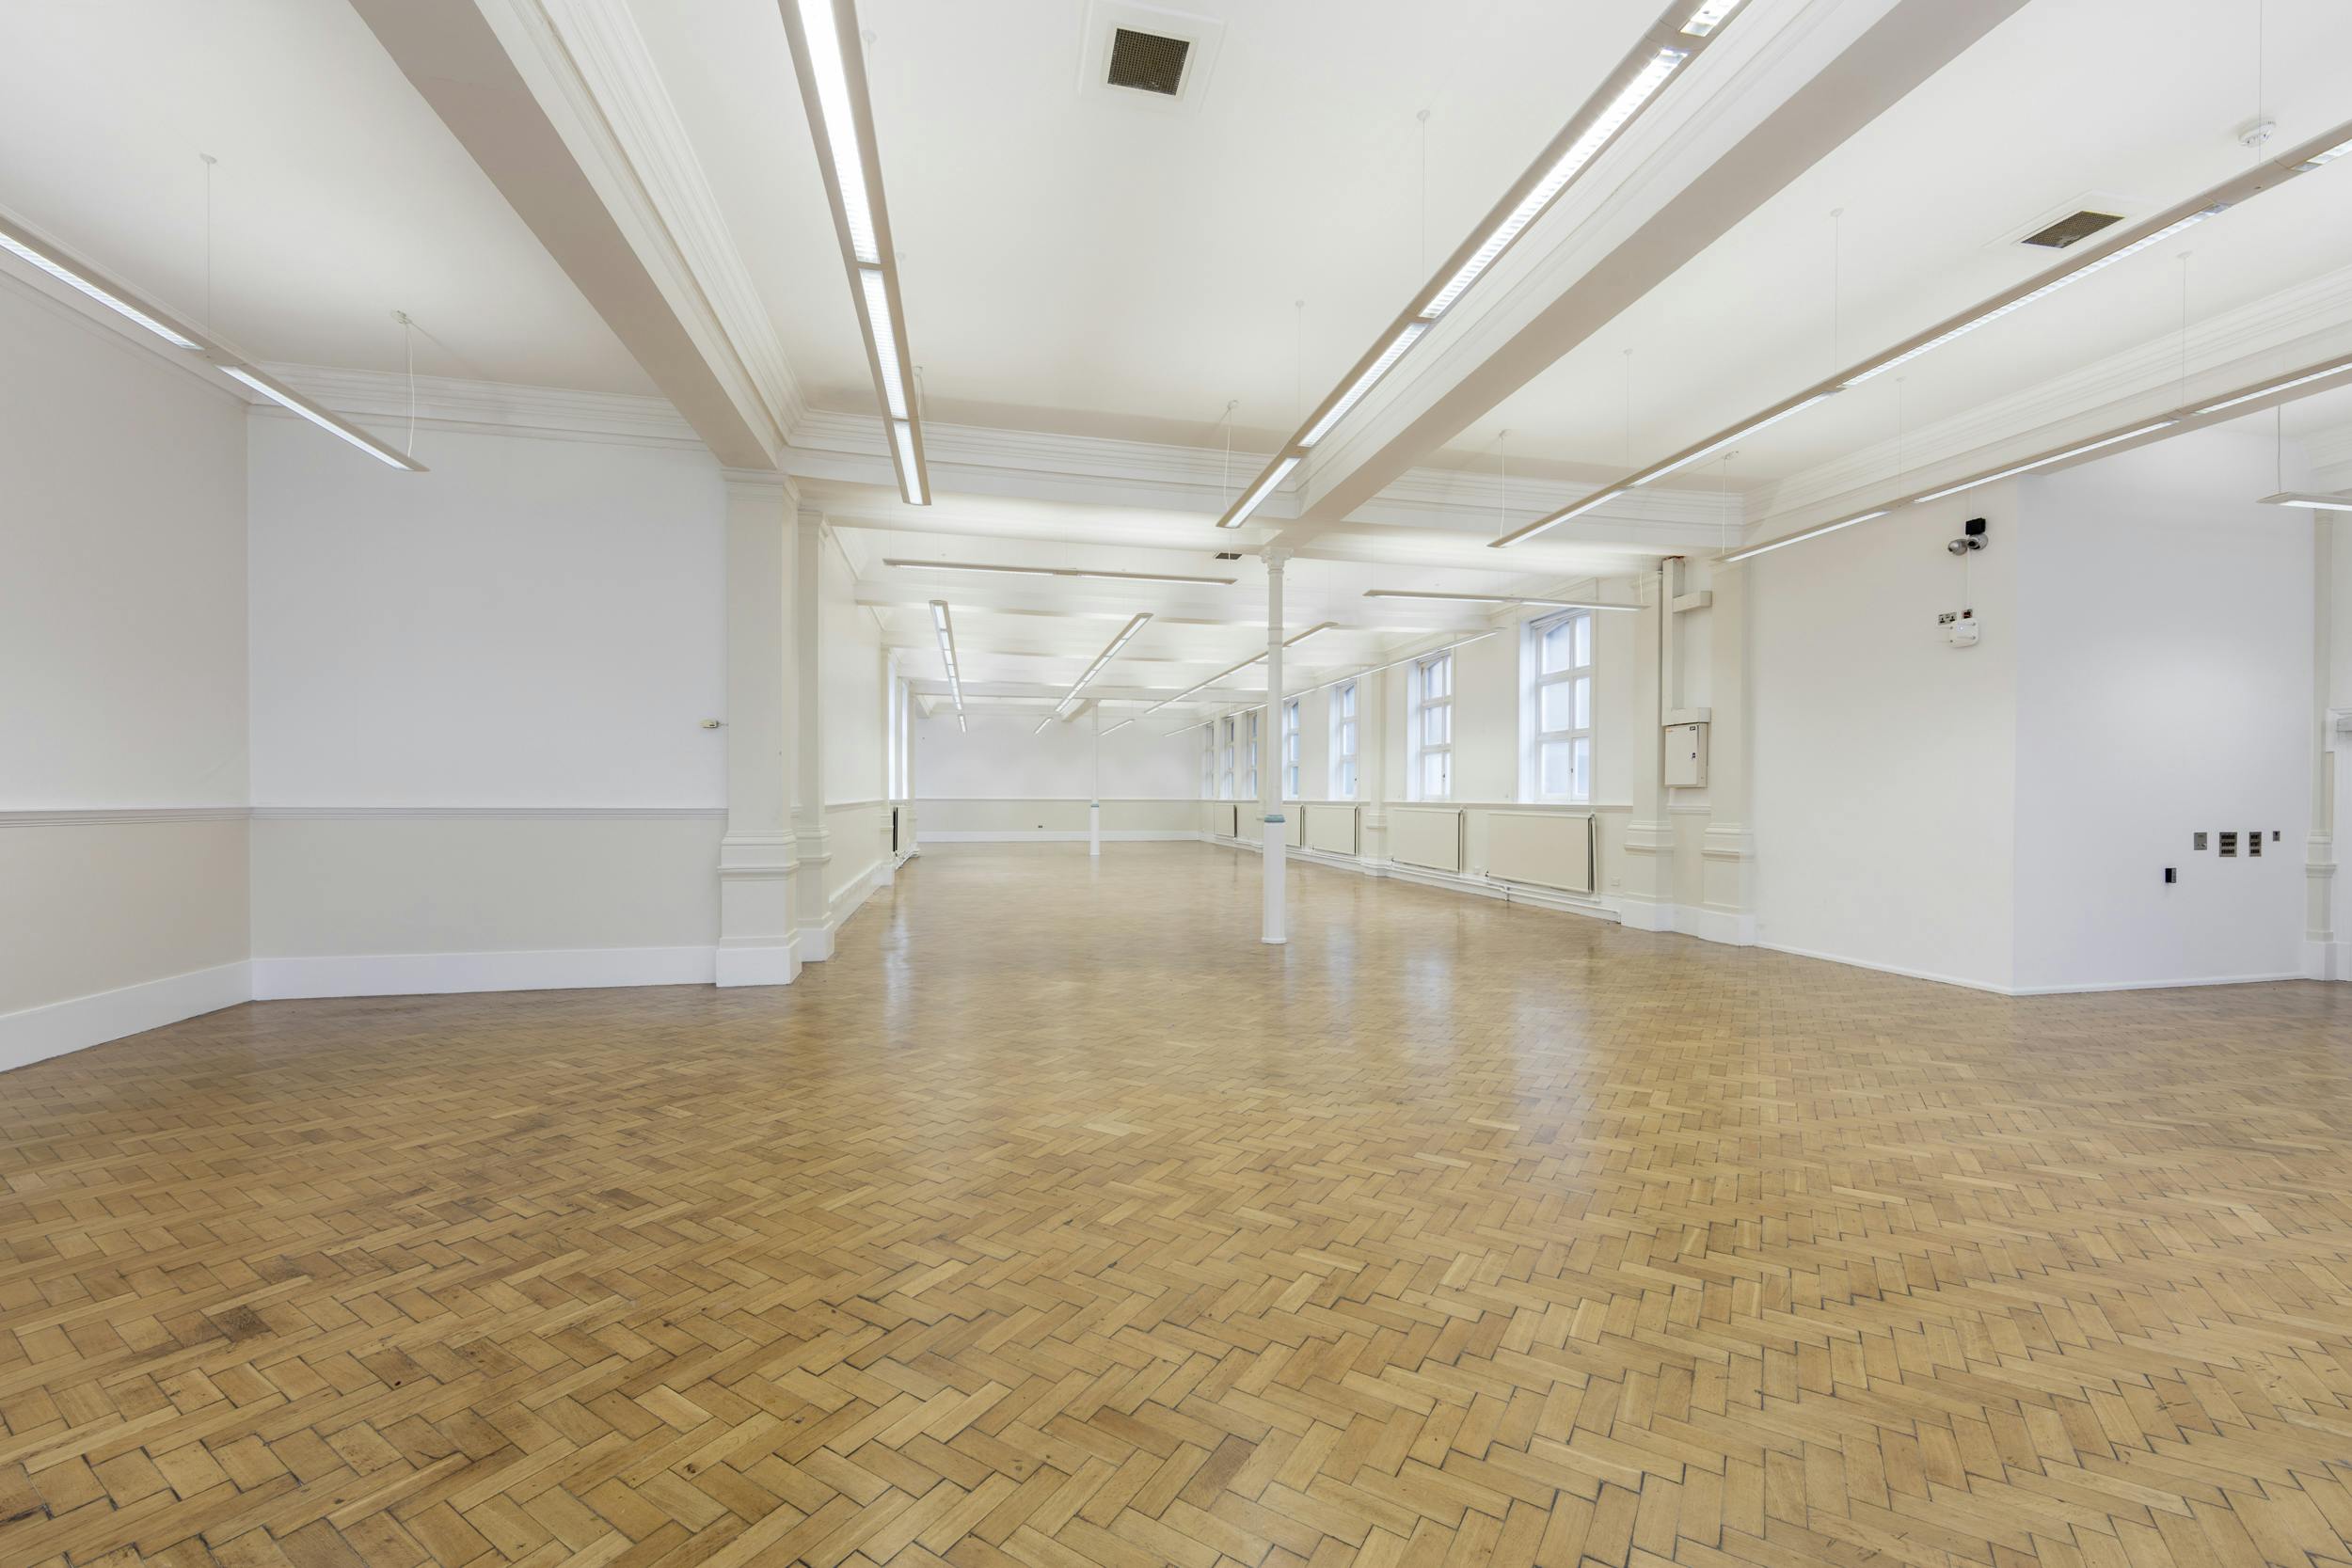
[[1410, 653, 1452, 800], [1244, 711, 1260, 800], [1529, 611, 1593, 802], [1282, 699, 1301, 799], [1219, 717, 1235, 800], [1330, 681, 1358, 799], [1200, 731, 1215, 800]]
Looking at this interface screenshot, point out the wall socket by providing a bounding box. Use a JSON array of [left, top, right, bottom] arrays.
[[1938, 608, 1980, 648]]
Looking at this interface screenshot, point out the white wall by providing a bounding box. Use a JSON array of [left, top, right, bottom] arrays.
[[915, 708, 1200, 800], [2012, 431, 2312, 990], [821, 536, 886, 807], [1751, 486, 2023, 990], [0, 282, 252, 1070], [246, 414, 728, 974]]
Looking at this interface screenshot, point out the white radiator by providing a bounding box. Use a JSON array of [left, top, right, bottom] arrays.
[[1486, 811, 1595, 894], [1304, 804, 1359, 857], [1389, 807, 1464, 873]]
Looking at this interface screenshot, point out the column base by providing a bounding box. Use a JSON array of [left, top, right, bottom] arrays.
[[715, 940, 799, 988]]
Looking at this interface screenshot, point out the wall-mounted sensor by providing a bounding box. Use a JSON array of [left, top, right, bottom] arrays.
[[2163, 866, 2177, 884], [2193, 832, 2208, 850], [2219, 832, 2239, 857], [2249, 832, 2263, 857], [1947, 517, 1989, 555]]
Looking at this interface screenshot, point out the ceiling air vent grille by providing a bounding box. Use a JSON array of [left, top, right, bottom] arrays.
[[2021, 210, 2123, 248], [1214, 551, 1241, 561], [1107, 27, 1189, 95]]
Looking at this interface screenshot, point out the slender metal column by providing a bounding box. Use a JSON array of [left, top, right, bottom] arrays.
[[1089, 700, 1103, 858], [1263, 550, 1288, 943]]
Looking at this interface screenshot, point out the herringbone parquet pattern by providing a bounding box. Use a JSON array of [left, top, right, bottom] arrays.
[[7, 842, 2352, 1568]]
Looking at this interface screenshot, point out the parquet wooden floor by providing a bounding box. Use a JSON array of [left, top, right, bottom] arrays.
[[8, 843, 2352, 1568]]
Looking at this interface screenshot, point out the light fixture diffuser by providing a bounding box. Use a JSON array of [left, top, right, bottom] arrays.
[[219, 366, 426, 471], [781, 0, 930, 507], [1218, 453, 1300, 530], [1363, 590, 1638, 610], [1909, 420, 2178, 503], [0, 215, 203, 350], [1720, 510, 1887, 563], [2258, 491, 2352, 512]]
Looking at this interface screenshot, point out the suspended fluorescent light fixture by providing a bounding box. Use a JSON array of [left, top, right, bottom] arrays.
[[1363, 590, 1638, 610], [1218, 454, 1301, 530], [2258, 491, 2352, 512], [1422, 48, 1685, 322], [781, 0, 929, 507], [1720, 510, 1887, 563], [1497, 116, 2352, 550], [2195, 355, 2352, 416], [1635, 393, 1836, 483], [1147, 623, 1334, 712], [929, 598, 967, 727], [882, 559, 1238, 586], [1296, 628, 1503, 697], [219, 365, 425, 471], [1843, 207, 2227, 390], [0, 214, 203, 350], [1213, 1, 1748, 531], [1909, 420, 2178, 504], [1678, 0, 1746, 37], [1045, 612, 1152, 721]]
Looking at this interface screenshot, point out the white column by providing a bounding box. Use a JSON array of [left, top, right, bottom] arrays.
[[715, 470, 800, 987], [1697, 559, 1758, 944], [791, 504, 835, 960], [1618, 568, 1676, 930], [1089, 701, 1103, 858], [1263, 549, 1289, 943], [1359, 665, 1389, 869], [2310, 516, 2340, 979]]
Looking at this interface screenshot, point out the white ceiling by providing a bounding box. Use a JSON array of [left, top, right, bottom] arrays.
[[7, 0, 2352, 721], [0, 0, 651, 393]]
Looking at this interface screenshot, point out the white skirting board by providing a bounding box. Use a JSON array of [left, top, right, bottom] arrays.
[[251, 945, 720, 999], [920, 830, 1202, 843], [0, 961, 252, 1076]]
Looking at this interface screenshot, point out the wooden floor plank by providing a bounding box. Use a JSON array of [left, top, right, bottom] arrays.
[[5, 842, 2352, 1568]]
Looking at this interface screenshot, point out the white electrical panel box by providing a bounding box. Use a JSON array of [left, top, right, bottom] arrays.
[[1665, 721, 1708, 787]]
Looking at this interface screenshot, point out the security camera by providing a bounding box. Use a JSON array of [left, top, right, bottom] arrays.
[[1947, 537, 1978, 555], [1947, 516, 1987, 555]]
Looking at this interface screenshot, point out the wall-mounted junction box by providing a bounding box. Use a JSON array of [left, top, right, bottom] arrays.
[[1664, 721, 1708, 787]]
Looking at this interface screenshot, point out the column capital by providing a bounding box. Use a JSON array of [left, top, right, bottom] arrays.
[[720, 467, 798, 500], [1263, 546, 1292, 570]]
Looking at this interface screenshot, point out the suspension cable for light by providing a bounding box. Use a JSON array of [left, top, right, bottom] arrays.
[[929, 599, 966, 731], [1211, 0, 1755, 531], [0, 209, 427, 471], [1146, 624, 1335, 713], [1036, 613, 1152, 733], [1496, 115, 2352, 548], [779, 0, 929, 507]]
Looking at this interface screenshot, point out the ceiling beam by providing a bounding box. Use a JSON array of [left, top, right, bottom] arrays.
[[348, 0, 780, 467], [1283, 0, 2034, 540]]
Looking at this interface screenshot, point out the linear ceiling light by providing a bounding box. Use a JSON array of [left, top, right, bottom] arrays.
[[930, 599, 966, 730], [1363, 590, 1638, 610], [1219, 454, 1301, 530], [2194, 354, 2352, 415], [1494, 116, 2352, 549], [0, 211, 427, 472], [1909, 420, 2178, 504], [1720, 509, 1887, 563], [1042, 612, 1152, 726], [0, 214, 203, 350], [1295, 628, 1504, 700], [219, 365, 425, 471], [882, 559, 1238, 586], [1147, 623, 1335, 712], [1212, 0, 1749, 531], [2259, 491, 2352, 512], [781, 0, 929, 508]]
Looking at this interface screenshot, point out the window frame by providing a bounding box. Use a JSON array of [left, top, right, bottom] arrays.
[[1282, 698, 1302, 800], [1329, 681, 1359, 800], [1219, 716, 1235, 800], [1527, 610, 1595, 804], [1409, 652, 1454, 801]]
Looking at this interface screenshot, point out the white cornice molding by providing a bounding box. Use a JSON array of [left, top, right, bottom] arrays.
[[478, 0, 804, 459], [264, 363, 702, 450], [1759, 258, 2352, 525]]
